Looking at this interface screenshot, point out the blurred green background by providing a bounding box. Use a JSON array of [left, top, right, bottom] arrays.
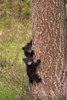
[[0, 0, 32, 100], [0, 0, 67, 100]]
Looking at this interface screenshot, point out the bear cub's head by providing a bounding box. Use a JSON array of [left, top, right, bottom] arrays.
[[23, 57, 33, 66], [22, 40, 34, 57], [22, 40, 32, 53]]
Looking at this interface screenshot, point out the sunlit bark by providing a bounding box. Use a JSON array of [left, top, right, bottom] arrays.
[[32, 0, 66, 100]]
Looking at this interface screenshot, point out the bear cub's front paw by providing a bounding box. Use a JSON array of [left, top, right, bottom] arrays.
[[32, 50, 35, 54], [37, 59, 41, 63], [36, 78, 42, 83]]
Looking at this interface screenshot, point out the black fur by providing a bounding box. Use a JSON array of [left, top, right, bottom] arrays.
[[22, 40, 34, 57], [23, 57, 41, 84]]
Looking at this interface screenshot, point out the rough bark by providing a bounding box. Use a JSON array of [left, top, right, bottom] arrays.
[[32, 0, 67, 100]]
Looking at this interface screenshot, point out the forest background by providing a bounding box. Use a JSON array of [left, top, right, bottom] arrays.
[[0, 0, 67, 100]]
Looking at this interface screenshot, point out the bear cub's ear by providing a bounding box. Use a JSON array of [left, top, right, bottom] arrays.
[[23, 58, 25, 61], [22, 47, 25, 50], [23, 58, 26, 63], [29, 40, 32, 45]]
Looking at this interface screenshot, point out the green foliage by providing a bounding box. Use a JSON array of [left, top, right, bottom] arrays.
[[0, 0, 32, 23], [0, 21, 32, 99], [0, 82, 17, 100]]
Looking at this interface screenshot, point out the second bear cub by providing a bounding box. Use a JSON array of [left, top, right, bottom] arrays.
[[23, 57, 41, 84]]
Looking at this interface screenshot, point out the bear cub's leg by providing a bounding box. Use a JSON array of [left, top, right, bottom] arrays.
[[29, 78, 33, 84], [34, 74, 42, 83]]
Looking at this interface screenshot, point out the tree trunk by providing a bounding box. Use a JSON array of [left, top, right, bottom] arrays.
[[32, 0, 67, 100]]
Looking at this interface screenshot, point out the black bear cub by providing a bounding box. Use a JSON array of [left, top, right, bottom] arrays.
[[22, 40, 34, 57], [23, 57, 41, 84]]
